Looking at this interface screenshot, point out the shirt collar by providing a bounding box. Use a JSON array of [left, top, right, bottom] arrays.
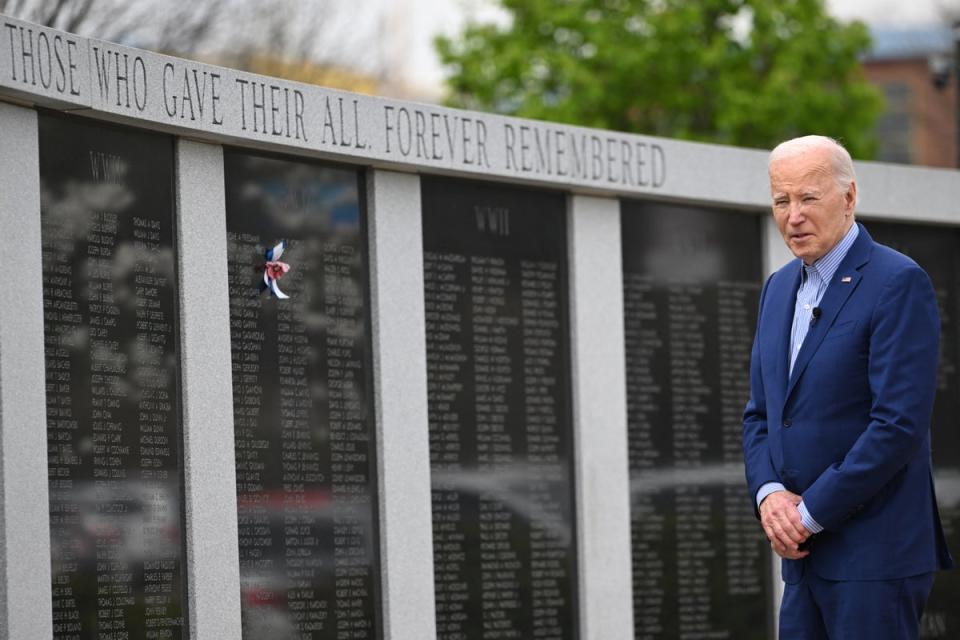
[[801, 222, 859, 285]]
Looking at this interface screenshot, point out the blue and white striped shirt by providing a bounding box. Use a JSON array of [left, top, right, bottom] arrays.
[[757, 222, 859, 535], [789, 223, 860, 375]]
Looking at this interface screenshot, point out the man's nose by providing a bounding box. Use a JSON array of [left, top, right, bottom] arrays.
[[786, 203, 806, 224]]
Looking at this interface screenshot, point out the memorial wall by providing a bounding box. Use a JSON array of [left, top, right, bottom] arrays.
[[1, 12, 959, 640], [622, 202, 769, 640]]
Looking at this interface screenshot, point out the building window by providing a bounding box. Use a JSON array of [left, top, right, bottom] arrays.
[[876, 82, 913, 164]]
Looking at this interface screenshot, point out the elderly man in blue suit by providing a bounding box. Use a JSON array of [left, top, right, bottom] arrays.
[[742, 135, 953, 639]]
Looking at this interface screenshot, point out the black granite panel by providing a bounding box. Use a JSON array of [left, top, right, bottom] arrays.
[[224, 150, 381, 640], [422, 176, 579, 640], [40, 113, 188, 639], [621, 200, 770, 640]]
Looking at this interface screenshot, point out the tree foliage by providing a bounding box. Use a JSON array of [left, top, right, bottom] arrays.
[[437, 0, 883, 157]]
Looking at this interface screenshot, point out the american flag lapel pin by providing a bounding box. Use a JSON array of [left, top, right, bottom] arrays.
[[841, 276, 852, 283]]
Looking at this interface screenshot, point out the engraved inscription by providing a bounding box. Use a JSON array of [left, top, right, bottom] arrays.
[[423, 178, 578, 640], [161, 63, 223, 124], [225, 151, 381, 640], [41, 114, 186, 640], [2, 22, 81, 95], [91, 45, 148, 111], [622, 202, 768, 639], [0, 16, 672, 193], [234, 78, 307, 140]]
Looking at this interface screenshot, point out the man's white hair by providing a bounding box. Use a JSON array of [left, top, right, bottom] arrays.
[[769, 135, 858, 204]]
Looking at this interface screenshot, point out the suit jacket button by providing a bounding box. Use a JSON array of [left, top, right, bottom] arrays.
[[783, 418, 792, 427]]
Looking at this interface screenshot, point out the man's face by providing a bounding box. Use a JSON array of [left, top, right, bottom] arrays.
[[769, 148, 856, 264]]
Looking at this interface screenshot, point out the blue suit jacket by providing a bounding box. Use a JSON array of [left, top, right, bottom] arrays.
[[743, 223, 953, 583]]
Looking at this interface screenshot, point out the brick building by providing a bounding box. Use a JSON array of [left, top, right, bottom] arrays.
[[864, 26, 957, 168]]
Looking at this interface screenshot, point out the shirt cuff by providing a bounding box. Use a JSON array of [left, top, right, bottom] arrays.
[[798, 501, 824, 534], [756, 482, 786, 508]]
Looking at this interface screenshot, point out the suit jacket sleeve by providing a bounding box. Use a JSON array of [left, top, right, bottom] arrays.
[[801, 264, 940, 531], [742, 275, 781, 516]]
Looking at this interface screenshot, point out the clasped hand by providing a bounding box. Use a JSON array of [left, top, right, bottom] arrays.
[[759, 490, 811, 559]]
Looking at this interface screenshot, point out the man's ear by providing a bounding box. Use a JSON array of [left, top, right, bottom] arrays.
[[845, 181, 858, 215]]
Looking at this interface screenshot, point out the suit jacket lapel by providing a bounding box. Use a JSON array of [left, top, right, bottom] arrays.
[[773, 264, 802, 394], [785, 224, 873, 402]]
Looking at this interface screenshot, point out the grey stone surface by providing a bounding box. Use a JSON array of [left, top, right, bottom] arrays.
[[2, 13, 957, 224], [855, 162, 960, 223], [763, 213, 795, 276], [366, 169, 437, 640], [568, 195, 634, 640], [0, 101, 53, 640], [0, 17, 89, 108], [175, 140, 243, 639]]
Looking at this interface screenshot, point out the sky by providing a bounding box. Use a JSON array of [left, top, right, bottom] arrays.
[[826, 0, 953, 24], [400, 0, 956, 98]]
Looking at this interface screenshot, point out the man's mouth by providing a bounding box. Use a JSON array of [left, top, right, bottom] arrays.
[[791, 233, 812, 242]]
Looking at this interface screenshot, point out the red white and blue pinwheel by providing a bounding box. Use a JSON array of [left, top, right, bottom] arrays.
[[261, 241, 291, 299]]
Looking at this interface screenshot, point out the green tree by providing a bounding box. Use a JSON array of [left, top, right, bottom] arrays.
[[437, 0, 883, 158]]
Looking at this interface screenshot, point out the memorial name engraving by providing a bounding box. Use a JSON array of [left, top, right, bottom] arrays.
[[422, 177, 579, 640], [621, 202, 769, 639], [866, 222, 960, 640], [3, 22, 81, 93], [224, 150, 381, 640], [40, 113, 187, 639], [0, 15, 669, 196]]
